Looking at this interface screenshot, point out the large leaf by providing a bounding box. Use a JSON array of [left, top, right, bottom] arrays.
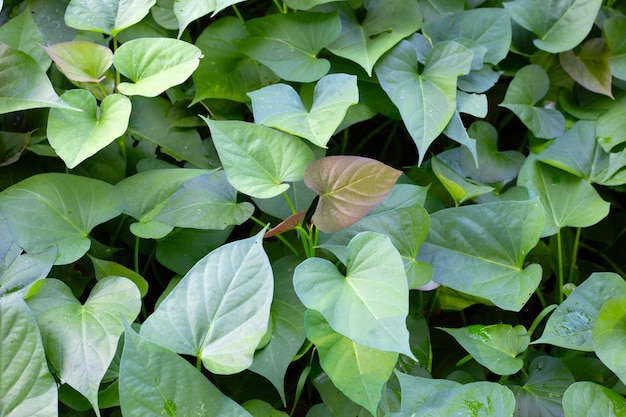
[[120, 322, 252, 417], [204, 119, 315, 199], [562, 381, 626, 417], [325, 0, 423, 75], [394, 372, 460, 413], [248, 73, 358, 148], [0, 8, 49, 70], [500, 65, 565, 139], [604, 16, 626, 81], [535, 272, 626, 351], [0, 44, 78, 114], [416, 199, 544, 311], [517, 155, 610, 237], [64, 0, 156, 35], [43, 40, 112, 83], [504, 0, 602, 53], [375, 37, 473, 164], [0, 293, 57, 417], [47, 90, 131, 168], [140, 230, 274, 374], [173, 0, 246, 37], [235, 11, 341, 82], [294, 231, 412, 356], [114, 38, 202, 97], [0, 173, 124, 264], [592, 294, 626, 384], [560, 38, 612, 98], [303, 156, 401, 232], [25, 276, 141, 415], [305, 310, 397, 416]]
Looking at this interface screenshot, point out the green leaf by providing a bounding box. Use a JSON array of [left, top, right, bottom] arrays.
[[120, 322, 252, 417], [193, 17, 278, 104], [0, 173, 124, 264], [248, 73, 358, 148], [605, 16, 626, 81], [0, 293, 57, 417], [43, 41, 112, 83], [88, 255, 149, 298], [294, 231, 412, 356], [592, 294, 626, 384], [535, 272, 626, 351], [25, 276, 141, 415], [204, 119, 315, 199], [252, 180, 317, 220], [47, 90, 131, 168], [64, 0, 156, 35], [0, 8, 49, 70], [284, 0, 341, 10], [0, 44, 78, 114], [114, 38, 202, 97], [596, 95, 626, 152], [0, 131, 30, 166], [394, 372, 460, 412], [156, 227, 231, 275], [504, 0, 602, 53], [500, 65, 565, 139], [0, 244, 56, 297], [235, 11, 341, 82], [140, 230, 273, 374], [510, 356, 575, 417], [325, 0, 423, 75], [375, 37, 473, 164], [431, 155, 494, 204], [173, 0, 246, 37], [305, 310, 398, 416], [440, 324, 530, 375], [416, 199, 544, 311], [243, 399, 289, 417], [563, 381, 626, 417], [517, 155, 610, 237], [304, 156, 402, 232], [560, 38, 613, 98]]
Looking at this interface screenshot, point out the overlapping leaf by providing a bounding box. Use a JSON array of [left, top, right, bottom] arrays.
[[604, 16, 626, 80], [43, 41, 112, 83], [88, 255, 149, 298], [173, 0, 246, 37], [592, 294, 626, 384], [64, 0, 156, 35], [562, 382, 626, 417], [0, 8, 49, 70], [560, 38, 612, 98], [596, 95, 626, 152], [0, 244, 56, 297], [431, 155, 494, 204]]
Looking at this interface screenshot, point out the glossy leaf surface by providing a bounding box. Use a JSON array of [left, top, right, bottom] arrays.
[[174, 0, 245, 37], [592, 294, 626, 384], [64, 0, 156, 35], [43, 41, 112, 83], [563, 381, 626, 417]]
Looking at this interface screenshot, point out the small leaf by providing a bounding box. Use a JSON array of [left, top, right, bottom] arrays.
[[305, 310, 398, 416], [0, 131, 30, 166], [563, 381, 626, 417], [604, 16, 626, 81], [88, 255, 149, 298], [248, 73, 358, 148], [431, 155, 494, 204], [114, 38, 202, 97], [294, 231, 412, 356], [304, 156, 401, 232], [64, 0, 156, 35], [264, 211, 306, 238], [48, 90, 131, 168], [560, 38, 613, 98], [205, 119, 315, 199], [43, 41, 112, 83], [174, 0, 246, 37], [592, 294, 626, 384]]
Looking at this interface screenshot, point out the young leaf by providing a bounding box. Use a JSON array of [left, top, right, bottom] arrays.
[[294, 231, 412, 356], [304, 156, 401, 232], [534, 272, 626, 351], [431, 155, 494, 204], [416, 199, 544, 311], [235, 11, 341, 82], [47, 90, 131, 168], [560, 38, 613, 98], [440, 324, 530, 375], [604, 16, 626, 81], [114, 38, 202, 97], [592, 294, 626, 384], [504, 0, 602, 53], [562, 381, 626, 417], [140, 230, 274, 374], [375, 37, 473, 164], [0, 293, 57, 417], [324, 0, 423, 75], [0, 173, 124, 264], [248, 73, 358, 148], [0, 44, 78, 113], [174, 0, 246, 37], [204, 119, 315, 199], [305, 310, 398, 416], [43, 41, 112, 83], [500, 65, 565, 139], [64, 0, 156, 35], [120, 322, 252, 417], [25, 277, 141, 416]]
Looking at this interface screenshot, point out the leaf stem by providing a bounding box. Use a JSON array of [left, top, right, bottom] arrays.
[[249, 215, 300, 257], [232, 5, 246, 27], [568, 227, 581, 284], [556, 230, 564, 303], [196, 356, 202, 371], [134, 235, 140, 274], [290, 365, 311, 416], [527, 304, 557, 338], [282, 192, 297, 216], [112, 35, 121, 89]]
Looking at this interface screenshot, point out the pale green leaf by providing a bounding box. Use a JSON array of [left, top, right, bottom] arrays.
[[596, 95, 626, 152], [394, 372, 460, 412], [174, 0, 246, 37], [64, 0, 156, 35], [592, 294, 626, 384], [416, 0, 464, 21], [243, 400, 289, 417], [0, 244, 56, 297], [431, 155, 494, 204], [284, 0, 342, 10], [605, 16, 626, 81], [43, 41, 112, 83], [88, 255, 149, 298], [563, 381, 626, 417], [0, 8, 49, 70], [560, 38, 613, 98]]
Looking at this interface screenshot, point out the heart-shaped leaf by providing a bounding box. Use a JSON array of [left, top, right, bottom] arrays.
[[204, 119, 315, 199], [325, 0, 423, 75], [304, 156, 401, 232], [25, 277, 141, 415], [0, 293, 57, 417], [500, 65, 565, 139], [375, 37, 473, 164], [560, 38, 613, 98], [140, 230, 273, 374], [64, 0, 156, 35], [305, 310, 398, 416], [120, 322, 252, 417], [248, 73, 358, 148], [173, 0, 246, 37], [592, 294, 626, 383], [47, 90, 131, 168], [88, 255, 149, 298], [417, 199, 544, 311], [431, 155, 494, 204], [43, 41, 112, 83], [114, 38, 202, 97], [0, 173, 124, 264], [563, 382, 626, 417], [235, 11, 341, 82], [605, 16, 626, 80], [294, 231, 412, 356]]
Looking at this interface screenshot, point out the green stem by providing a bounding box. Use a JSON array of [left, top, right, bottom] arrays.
[[568, 227, 581, 284], [282, 192, 297, 216], [134, 235, 140, 275], [196, 356, 202, 371], [96, 81, 107, 98], [290, 365, 311, 416], [556, 230, 564, 303], [528, 304, 557, 338], [232, 5, 246, 27], [112, 35, 120, 89], [534, 287, 547, 310], [249, 215, 300, 257]]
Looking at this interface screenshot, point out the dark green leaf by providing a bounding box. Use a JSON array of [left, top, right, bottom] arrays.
[[560, 38, 613, 98]]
